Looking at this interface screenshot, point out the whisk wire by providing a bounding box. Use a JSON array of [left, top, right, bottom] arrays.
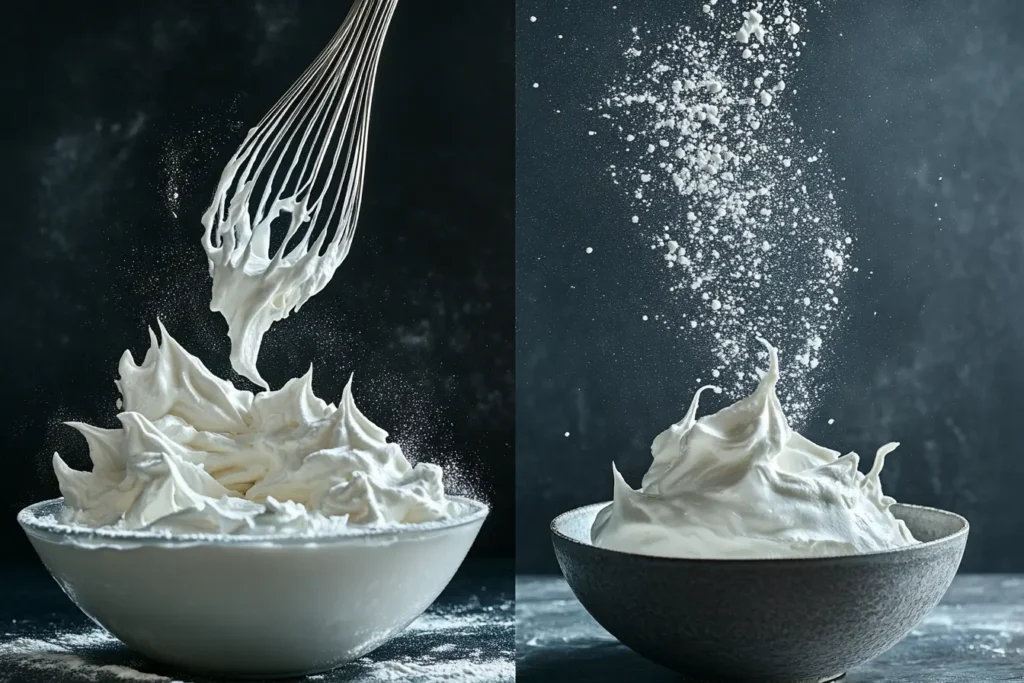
[[204, 0, 398, 269], [200, 0, 400, 388]]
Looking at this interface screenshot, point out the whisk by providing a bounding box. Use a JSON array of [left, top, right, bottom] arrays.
[[201, 0, 400, 389]]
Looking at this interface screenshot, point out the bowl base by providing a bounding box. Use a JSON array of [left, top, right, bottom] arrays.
[[817, 674, 845, 683], [681, 673, 845, 683], [163, 660, 350, 680]]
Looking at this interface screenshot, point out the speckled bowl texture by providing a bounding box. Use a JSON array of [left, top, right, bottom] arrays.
[[551, 502, 969, 683]]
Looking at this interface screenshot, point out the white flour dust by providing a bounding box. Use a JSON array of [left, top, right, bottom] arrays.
[[913, 602, 1024, 658], [351, 656, 514, 682], [405, 599, 515, 635], [596, 0, 853, 423], [309, 599, 515, 682], [0, 627, 180, 682]]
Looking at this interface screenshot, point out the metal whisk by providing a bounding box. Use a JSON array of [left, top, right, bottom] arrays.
[[201, 0, 399, 389]]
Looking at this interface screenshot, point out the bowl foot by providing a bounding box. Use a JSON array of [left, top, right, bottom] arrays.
[[681, 674, 845, 683]]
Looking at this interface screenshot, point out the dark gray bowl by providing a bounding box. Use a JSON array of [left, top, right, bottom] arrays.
[[551, 502, 968, 683]]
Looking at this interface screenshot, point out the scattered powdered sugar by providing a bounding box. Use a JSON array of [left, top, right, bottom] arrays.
[[405, 599, 515, 635], [315, 598, 515, 682], [0, 627, 181, 682], [7, 654, 177, 682], [354, 655, 514, 682], [0, 629, 118, 655], [596, 0, 852, 423]]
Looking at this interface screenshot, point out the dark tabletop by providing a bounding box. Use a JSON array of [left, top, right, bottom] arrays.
[[516, 574, 1024, 683], [0, 559, 513, 683]]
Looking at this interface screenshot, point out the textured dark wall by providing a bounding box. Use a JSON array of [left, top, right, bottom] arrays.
[[1, 0, 513, 560], [517, 0, 1024, 572]]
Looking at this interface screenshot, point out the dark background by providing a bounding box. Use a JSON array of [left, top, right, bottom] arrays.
[[517, 0, 1024, 573], [1, 0, 513, 562]]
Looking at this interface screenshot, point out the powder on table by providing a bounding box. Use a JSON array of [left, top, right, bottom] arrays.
[[0, 627, 181, 682], [321, 599, 515, 682], [358, 657, 514, 682], [12, 654, 177, 682]]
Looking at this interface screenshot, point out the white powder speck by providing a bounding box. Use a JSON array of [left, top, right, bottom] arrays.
[[564, 431, 570, 437], [530, 16, 537, 22], [532, 82, 539, 88], [828, 418, 835, 425], [586, 247, 594, 254], [642, 315, 649, 321]]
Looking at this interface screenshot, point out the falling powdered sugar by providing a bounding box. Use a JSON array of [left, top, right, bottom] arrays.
[[596, 0, 852, 423]]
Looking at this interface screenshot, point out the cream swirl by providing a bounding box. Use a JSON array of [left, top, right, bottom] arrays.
[[53, 322, 456, 535], [591, 339, 919, 559]]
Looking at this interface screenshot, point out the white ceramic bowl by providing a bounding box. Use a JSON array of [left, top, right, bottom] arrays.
[[18, 496, 488, 678]]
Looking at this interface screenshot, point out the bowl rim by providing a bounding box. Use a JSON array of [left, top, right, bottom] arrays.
[[550, 501, 969, 564], [19, 496, 489, 548]]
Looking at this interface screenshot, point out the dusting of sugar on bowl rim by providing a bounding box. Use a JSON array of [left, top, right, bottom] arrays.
[[20, 496, 486, 548]]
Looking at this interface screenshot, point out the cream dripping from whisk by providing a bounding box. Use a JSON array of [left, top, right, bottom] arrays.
[[202, 0, 399, 389], [591, 339, 919, 559]]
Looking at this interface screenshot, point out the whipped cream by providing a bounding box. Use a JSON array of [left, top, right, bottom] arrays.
[[53, 322, 457, 535], [591, 340, 919, 559], [200, 152, 353, 390]]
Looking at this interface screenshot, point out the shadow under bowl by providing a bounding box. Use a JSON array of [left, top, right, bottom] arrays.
[[19, 496, 488, 679], [551, 502, 968, 683]]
